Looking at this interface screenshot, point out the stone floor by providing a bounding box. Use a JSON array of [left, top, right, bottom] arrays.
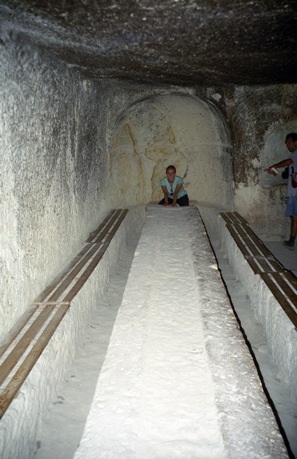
[[33, 207, 296, 459], [73, 206, 287, 459]]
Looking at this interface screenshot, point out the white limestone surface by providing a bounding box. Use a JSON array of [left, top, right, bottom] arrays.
[[74, 205, 287, 459], [217, 213, 297, 402], [0, 206, 146, 459]]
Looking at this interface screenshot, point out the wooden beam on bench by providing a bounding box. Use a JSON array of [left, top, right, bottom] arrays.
[[225, 223, 283, 274], [220, 211, 297, 329], [86, 209, 119, 243], [62, 242, 109, 303], [86, 209, 128, 244], [63, 210, 128, 303], [0, 305, 39, 358], [34, 209, 128, 305], [260, 273, 297, 328], [0, 208, 129, 420], [232, 223, 283, 273], [0, 304, 69, 420], [221, 211, 248, 226], [33, 244, 94, 303], [0, 304, 60, 386]]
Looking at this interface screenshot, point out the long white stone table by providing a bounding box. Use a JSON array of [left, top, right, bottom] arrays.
[[74, 205, 288, 459]]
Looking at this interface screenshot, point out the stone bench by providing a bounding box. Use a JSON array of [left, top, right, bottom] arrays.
[[220, 211, 297, 329], [0, 208, 128, 420], [74, 205, 288, 459]]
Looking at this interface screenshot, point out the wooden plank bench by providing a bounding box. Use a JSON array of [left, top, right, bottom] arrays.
[[0, 208, 128, 420], [220, 211, 297, 328]]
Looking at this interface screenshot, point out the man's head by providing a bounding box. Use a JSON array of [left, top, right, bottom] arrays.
[[285, 132, 297, 152]]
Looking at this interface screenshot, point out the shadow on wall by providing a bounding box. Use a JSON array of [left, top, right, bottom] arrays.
[[107, 92, 233, 208]]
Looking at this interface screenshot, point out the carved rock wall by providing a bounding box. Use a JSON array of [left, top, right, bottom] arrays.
[[0, 37, 112, 335], [1, 29, 297, 339], [224, 85, 297, 239], [107, 93, 233, 208]]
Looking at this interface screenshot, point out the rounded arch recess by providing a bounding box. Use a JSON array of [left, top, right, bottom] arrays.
[[108, 92, 233, 207]]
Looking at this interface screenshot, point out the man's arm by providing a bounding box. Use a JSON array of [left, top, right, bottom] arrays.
[[265, 158, 293, 174]]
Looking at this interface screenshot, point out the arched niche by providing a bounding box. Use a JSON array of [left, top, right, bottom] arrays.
[[107, 93, 233, 207]]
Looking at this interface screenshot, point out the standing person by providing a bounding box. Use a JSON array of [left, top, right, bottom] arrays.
[[159, 165, 189, 207], [265, 132, 297, 250]]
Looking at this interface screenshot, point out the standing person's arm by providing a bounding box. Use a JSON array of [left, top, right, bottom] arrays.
[[265, 158, 293, 174], [161, 185, 169, 205], [171, 183, 182, 206]]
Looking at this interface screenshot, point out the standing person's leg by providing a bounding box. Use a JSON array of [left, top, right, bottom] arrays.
[[284, 197, 297, 249], [283, 216, 296, 249], [176, 195, 189, 206], [291, 215, 297, 236]]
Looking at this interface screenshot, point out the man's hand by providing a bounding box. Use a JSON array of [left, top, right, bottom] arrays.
[[265, 166, 278, 175]]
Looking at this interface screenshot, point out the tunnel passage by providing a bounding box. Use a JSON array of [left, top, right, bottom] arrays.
[[73, 205, 288, 459], [107, 93, 233, 208]]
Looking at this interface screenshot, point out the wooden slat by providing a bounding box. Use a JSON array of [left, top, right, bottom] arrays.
[[220, 212, 236, 225], [250, 255, 282, 274], [233, 211, 249, 225], [233, 223, 263, 257], [0, 304, 69, 420], [0, 305, 38, 358], [221, 211, 247, 226], [222, 212, 282, 270], [0, 305, 56, 385], [260, 273, 297, 328], [226, 224, 251, 257], [225, 224, 263, 273], [244, 256, 269, 275], [232, 223, 282, 272], [62, 243, 108, 303], [222, 211, 297, 328], [242, 225, 283, 268], [93, 209, 123, 243], [86, 209, 117, 243], [46, 244, 101, 303], [35, 210, 125, 303], [36, 210, 128, 303], [267, 273, 297, 306], [63, 210, 128, 302], [103, 209, 128, 243], [284, 271, 297, 290], [34, 244, 92, 303], [0, 208, 129, 420], [243, 226, 272, 256]]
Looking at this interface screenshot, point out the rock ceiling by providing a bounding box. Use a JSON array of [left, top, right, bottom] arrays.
[[0, 0, 297, 87]]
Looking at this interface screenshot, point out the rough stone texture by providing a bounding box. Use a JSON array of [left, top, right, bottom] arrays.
[[0, 0, 296, 87], [0, 33, 233, 337], [216, 211, 297, 403], [0, 4, 297, 457], [225, 85, 297, 239], [0, 37, 110, 335], [74, 206, 288, 459], [0, 206, 145, 459], [1, 21, 297, 338], [107, 93, 233, 208], [198, 204, 297, 403]]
